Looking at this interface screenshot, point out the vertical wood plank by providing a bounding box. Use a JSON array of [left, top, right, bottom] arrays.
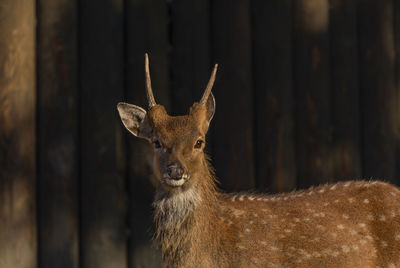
[[170, 0, 211, 115], [79, 0, 127, 267], [293, 0, 332, 188], [37, 0, 79, 267], [358, 0, 397, 183], [395, 0, 400, 184], [125, 0, 169, 267], [212, 0, 255, 191], [0, 0, 37, 267], [251, 0, 296, 193], [329, 0, 361, 180]]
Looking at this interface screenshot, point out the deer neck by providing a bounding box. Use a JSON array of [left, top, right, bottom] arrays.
[[153, 160, 220, 267]]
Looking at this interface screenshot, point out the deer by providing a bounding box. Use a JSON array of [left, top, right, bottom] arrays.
[[117, 54, 400, 268]]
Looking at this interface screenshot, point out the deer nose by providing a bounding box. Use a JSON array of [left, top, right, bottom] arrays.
[[166, 164, 184, 179]]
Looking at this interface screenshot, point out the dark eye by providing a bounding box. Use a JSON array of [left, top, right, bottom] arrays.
[[194, 140, 203, 149], [153, 140, 162, 149]]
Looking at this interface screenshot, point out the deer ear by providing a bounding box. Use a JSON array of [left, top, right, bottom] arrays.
[[206, 92, 216, 123], [117, 102, 152, 140]]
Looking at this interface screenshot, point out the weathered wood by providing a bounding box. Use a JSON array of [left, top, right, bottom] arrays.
[[358, 0, 397, 183], [251, 0, 296, 193], [79, 0, 127, 267], [212, 0, 255, 191], [329, 0, 361, 180], [125, 0, 169, 267], [37, 0, 79, 267], [395, 0, 400, 183], [170, 0, 211, 116], [293, 0, 332, 188], [0, 0, 37, 267]]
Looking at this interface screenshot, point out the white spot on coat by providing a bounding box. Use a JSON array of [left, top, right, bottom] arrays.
[[358, 223, 366, 228]]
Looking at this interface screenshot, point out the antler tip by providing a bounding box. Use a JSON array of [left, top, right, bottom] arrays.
[[199, 63, 219, 105], [144, 52, 156, 108]]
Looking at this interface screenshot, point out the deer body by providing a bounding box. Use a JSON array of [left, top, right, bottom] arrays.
[[118, 54, 400, 267], [154, 179, 400, 267]]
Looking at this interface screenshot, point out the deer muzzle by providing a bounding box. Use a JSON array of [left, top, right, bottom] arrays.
[[163, 164, 189, 187]]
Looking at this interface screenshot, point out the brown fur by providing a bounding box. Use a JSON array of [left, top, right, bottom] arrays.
[[118, 100, 400, 268]]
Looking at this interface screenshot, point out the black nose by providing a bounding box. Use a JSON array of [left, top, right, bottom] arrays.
[[167, 164, 184, 179]]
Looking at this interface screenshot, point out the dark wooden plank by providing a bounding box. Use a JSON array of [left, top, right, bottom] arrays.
[[79, 0, 127, 267], [37, 0, 79, 267], [212, 0, 255, 191], [125, 0, 169, 267], [293, 0, 332, 188], [251, 0, 296, 193], [395, 0, 400, 185], [329, 0, 361, 180], [0, 0, 37, 267], [170, 0, 211, 115], [358, 0, 397, 183]]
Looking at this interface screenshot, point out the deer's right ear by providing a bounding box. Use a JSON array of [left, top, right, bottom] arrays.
[[117, 102, 152, 140]]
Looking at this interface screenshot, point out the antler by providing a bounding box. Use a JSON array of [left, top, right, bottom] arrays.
[[145, 53, 156, 109], [199, 64, 218, 105]]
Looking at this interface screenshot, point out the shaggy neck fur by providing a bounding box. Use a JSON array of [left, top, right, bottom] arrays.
[[152, 157, 221, 267]]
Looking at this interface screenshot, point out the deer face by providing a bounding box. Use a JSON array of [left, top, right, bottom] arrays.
[[117, 54, 217, 191]]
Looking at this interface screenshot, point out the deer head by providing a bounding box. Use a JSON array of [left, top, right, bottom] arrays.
[[117, 54, 218, 193]]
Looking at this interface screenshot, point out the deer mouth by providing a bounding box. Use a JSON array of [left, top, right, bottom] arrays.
[[163, 174, 189, 187]]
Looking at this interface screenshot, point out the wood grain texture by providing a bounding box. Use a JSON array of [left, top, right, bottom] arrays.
[[79, 0, 127, 267], [395, 0, 400, 183], [125, 0, 169, 267], [170, 0, 211, 116], [212, 0, 255, 191], [251, 0, 296, 193], [329, 0, 361, 180], [37, 0, 79, 267], [293, 0, 333, 188], [0, 0, 37, 267], [358, 0, 397, 183]]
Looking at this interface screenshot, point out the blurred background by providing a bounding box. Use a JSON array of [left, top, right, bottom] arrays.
[[0, 0, 399, 267]]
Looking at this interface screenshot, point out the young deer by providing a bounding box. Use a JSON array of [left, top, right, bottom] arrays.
[[117, 54, 400, 268]]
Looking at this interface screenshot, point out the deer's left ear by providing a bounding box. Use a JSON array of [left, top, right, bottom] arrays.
[[206, 92, 216, 123], [117, 102, 152, 140]]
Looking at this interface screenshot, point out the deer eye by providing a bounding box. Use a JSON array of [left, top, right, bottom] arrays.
[[194, 140, 203, 149], [153, 140, 162, 149]]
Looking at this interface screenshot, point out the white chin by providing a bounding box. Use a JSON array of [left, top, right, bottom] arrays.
[[164, 178, 186, 187]]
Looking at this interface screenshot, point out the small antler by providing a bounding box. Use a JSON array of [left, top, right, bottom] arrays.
[[145, 53, 156, 109], [200, 64, 218, 105]]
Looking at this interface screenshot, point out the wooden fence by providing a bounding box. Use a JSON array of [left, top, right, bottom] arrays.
[[0, 0, 399, 267]]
